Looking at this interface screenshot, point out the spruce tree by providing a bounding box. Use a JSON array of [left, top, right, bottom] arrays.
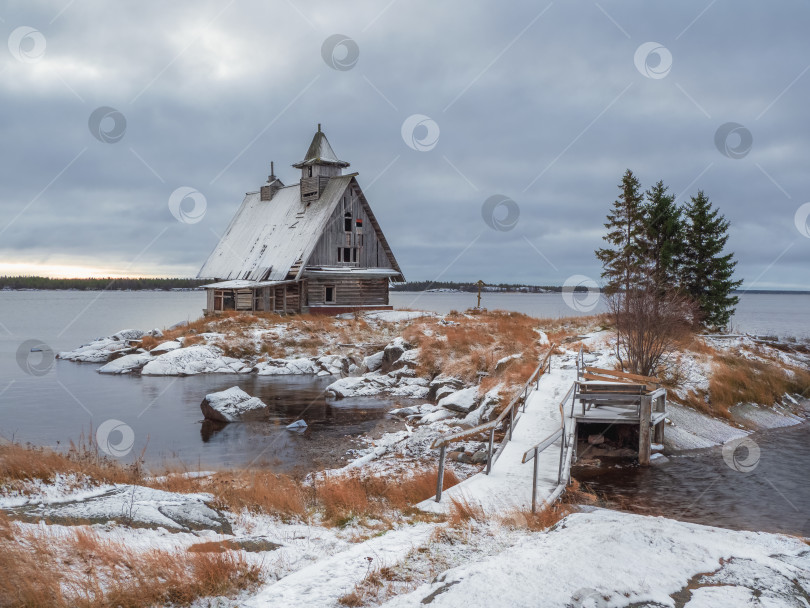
[[679, 191, 742, 329], [640, 180, 683, 291], [595, 169, 645, 295]]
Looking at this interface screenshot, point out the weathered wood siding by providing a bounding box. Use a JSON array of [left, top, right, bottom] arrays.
[[306, 183, 396, 269], [307, 277, 389, 306]]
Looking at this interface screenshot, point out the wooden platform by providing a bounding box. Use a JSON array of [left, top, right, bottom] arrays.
[[573, 406, 667, 425]]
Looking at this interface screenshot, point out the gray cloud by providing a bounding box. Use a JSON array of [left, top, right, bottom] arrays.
[[0, 0, 808, 289]]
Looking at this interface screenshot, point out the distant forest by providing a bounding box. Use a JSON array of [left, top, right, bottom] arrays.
[[391, 281, 563, 293], [0, 276, 207, 290]]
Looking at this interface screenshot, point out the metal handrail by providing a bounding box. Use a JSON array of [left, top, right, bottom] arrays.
[[432, 344, 556, 502], [521, 381, 575, 513], [431, 345, 556, 450]]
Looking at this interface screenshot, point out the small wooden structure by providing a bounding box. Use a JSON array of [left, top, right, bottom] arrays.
[[573, 349, 667, 465], [197, 125, 404, 315]]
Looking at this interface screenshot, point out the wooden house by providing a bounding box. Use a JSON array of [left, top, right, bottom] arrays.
[[197, 125, 404, 315]]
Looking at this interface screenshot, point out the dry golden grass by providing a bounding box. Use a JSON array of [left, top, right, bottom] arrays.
[[207, 471, 307, 520], [707, 355, 810, 418], [561, 479, 600, 506], [0, 522, 261, 608], [150, 466, 458, 526], [1, 441, 455, 528], [500, 503, 572, 531], [337, 562, 407, 607], [0, 441, 142, 491], [447, 497, 487, 526]]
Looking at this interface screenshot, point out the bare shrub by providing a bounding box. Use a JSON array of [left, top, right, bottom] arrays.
[[607, 287, 698, 376]]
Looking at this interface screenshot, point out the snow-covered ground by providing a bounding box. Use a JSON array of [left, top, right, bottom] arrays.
[[4, 474, 807, 607], [381, 509, 810, 608]]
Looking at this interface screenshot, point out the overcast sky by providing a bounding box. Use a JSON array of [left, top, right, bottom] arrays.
[[1, 0, 808, 289]]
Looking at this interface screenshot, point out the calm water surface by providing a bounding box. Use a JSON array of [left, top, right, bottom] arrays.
[[0, 291, 402, 471]]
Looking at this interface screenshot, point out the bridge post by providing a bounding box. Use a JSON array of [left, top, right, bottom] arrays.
[[486, 427, 495, 474], [509, 406, 515, 441], [532, 446, 539, 513], [435, 445, 446, 502], [639, 395, 652, 466], [654, 420, 665, 444]]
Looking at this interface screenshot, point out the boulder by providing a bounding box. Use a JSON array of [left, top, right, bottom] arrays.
[[471, 450, 489, 465], [389, 405, 422, 417], [150, 340, 182, 355], [111, 329, 146, 342], [363, 351, 385, 372], [200, 387, 266, 423], [57, 337, 134, 363], [438, 387, 480, 414], [142, 345, 247, 376], [427, 375, 465, 401], [494, 353, 522, 371], [98, 353, 152, 374], [381, 337, 411, 373], [419, 408, 458, 424], [389, 348, 419, 372]]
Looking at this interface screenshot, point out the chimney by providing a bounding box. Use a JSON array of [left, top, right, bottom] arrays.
[[260, 161, 284, 201]]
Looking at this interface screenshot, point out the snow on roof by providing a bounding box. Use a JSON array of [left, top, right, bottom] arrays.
[[304, 267, 401, 277], [200, 279, 294, 289], [197, 175, 353, 282]]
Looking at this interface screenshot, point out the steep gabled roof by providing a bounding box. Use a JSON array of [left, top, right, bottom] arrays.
[[197, 175, 353, 282], [292, 128, 350, 168]]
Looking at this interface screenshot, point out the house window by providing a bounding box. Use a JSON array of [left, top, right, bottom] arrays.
[[307, 166, 313, 177], [356, 219, 363, 228], [344, 212, 352, 232], [344, 232, 352, 246], [352, 248, 357, 262], [343, 247, 351, 262], [324, 285, 336, 303]]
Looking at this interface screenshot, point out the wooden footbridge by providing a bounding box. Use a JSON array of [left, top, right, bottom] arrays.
[[422, 346, 668, 513]]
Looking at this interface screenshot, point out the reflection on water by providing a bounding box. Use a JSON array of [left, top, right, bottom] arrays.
[[575, 423, 810, 535], [0, 360, 407, 471]]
